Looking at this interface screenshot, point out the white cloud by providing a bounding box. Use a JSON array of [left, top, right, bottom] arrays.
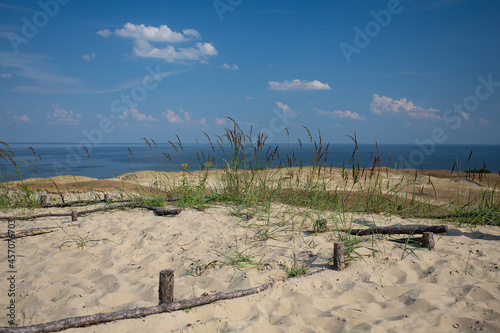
[[96, 29, 112, 38], [46, 103, 81, 125], [268, 79, 331, 91], [162, 109, 182, 123], [82, 52, 95, 61], [183, 29, 201, 40], [245, 96, 253, 100], [161, 108, 192, 123], [316, 109, 366, 120], [182, 109, 192, 122], [114, 23, 197, 43], [130, 108, 157, 121], [13, 114, 29, 123], [370, 94, 440, 119], [275, 101, 300, 116], [98, 23, 217, 63], [221, 63, 239, 70], [398, 71, 433, 76], [133, 42, 217, 63], [1, 73, 12, 78], [215, 117, 226, 125]]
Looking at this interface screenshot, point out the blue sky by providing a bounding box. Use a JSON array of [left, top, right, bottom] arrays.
[[0, 0, 499, 145]]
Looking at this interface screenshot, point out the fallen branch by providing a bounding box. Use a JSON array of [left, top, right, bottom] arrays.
[[140, 206, 182, 216], [41, 197, 181, 208], [342, 225, 448, 236], [0, 204, 182, 221], [41, 200, 107, 208], [0, 281, 275, 333], [0, 227, 58, 239], [0, 212, 73, 221]]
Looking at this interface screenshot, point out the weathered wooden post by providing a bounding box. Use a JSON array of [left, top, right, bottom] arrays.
[[71, 210, 78, 222], [40, 195, 47, 207], [333, 242, 345, 271], [421, 232, 435, 249], [159, 269, 174, 304]]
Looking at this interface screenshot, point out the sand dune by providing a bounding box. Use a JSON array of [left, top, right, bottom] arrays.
[[1, 168, 499, 332], [1, 202, 499, 332]]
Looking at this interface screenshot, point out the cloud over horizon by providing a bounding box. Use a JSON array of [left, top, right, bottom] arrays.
[[130, 108, 157, 121], [268, 79, 331, 91], [46, 103, 81, 126], [316, 108, 366, 120], [13, 114, 30, 123], [370, 94, 440, 119], [161, 108, 205, 125]]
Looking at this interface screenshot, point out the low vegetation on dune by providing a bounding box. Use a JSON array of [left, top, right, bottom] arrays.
[[1, 121, 499, 277]]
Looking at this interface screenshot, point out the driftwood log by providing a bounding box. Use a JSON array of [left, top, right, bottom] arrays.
[[0, 281, 275, 333], [40, 197, 181, 208], [343, 225, 448, 236], [41, 199, 103, 208], [0, 268, 326, 332], [0, 227, 58, 239], [0, 203, 181, 221], [140, 206, 182, 216]]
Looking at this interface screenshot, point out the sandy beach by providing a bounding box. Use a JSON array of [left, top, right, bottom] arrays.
[[2, 0, 500, 330], [1, 168, 499, 332]]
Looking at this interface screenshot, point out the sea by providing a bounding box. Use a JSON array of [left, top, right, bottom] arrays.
[[1, 142, 499, 181]]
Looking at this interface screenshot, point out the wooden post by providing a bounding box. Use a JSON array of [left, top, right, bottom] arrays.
[[333, 242, 345, 271], [421, 232, 435, 249], [159, 269, 174, 304], [40, 195, 47, 207], [71, 211, 78, 222]]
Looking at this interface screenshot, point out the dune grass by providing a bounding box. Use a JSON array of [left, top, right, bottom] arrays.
[[1, 120, 499, 276]]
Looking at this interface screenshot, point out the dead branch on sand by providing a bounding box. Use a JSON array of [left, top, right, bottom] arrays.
[[342, 225, 448, 236], [0, 203, 181, 221], [0, 281, 275, 333], [0, 227, 58, 239]]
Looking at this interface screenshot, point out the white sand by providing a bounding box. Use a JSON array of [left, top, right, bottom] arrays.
[[1, 203, 499, 332]]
